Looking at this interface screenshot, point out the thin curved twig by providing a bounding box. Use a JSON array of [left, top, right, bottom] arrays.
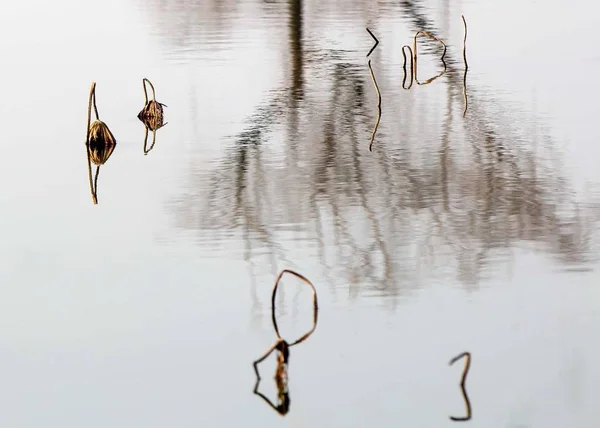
[[367, 59, 382, 152], [86, 82, 98, 204], [142, 78, 157, 104], [413, 30, 447, 85], [449, 351, 472, 421], [401, 45, 414, 90], [271, 269, 318, 346], [462, 15, 469, 117]]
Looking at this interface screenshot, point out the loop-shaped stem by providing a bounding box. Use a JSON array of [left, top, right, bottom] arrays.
[[271, 269, 318, 347], [413, 30, 447, 86]]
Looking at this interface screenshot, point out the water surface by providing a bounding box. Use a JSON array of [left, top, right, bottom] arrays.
[[0, 0, 599, 426]]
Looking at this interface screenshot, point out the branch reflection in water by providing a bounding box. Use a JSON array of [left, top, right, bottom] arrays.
[[449, 352, 472, 422], [85, 82, 116, 205], [253, 270, 319, 416], [168, 1, 600, 300], [138, 78, 168, 155]]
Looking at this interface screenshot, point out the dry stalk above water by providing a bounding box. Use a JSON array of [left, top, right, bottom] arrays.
[[449, 351, 472, 421], [138, 78, 167, 155], [252, 269, 319, 416], [85, 82, 116, 205], [368, 59, 382, 152]]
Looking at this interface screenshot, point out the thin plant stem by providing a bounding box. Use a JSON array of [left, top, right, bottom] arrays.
[[367, 60, 382, 152], [462, 15, 469, 117], [449, 352, 472, 421]]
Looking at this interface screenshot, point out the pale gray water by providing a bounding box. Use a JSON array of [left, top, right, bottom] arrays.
[[0, 0, 599, 426]]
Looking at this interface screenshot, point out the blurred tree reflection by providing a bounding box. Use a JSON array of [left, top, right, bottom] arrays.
[[160, 0, 600, 298]]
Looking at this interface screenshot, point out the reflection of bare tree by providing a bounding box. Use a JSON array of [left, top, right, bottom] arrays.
[[166, 0, 600, 298]]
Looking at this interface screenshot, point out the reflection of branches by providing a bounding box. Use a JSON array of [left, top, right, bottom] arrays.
[[367, 59, 382, 151], [169, 4, 600, 297], [253, 270, 319, 417], [449, 352, 472, 422]]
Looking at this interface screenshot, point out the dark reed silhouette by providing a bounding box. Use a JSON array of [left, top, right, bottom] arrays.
[[462, 15, 469, 117], [138, 78, 167, 155], [402, 45, 414, 89], [253, 269, 319, 416], [85, 82, 116, 205], [449, 351, 472, 421], [366, 28, 379, 57]]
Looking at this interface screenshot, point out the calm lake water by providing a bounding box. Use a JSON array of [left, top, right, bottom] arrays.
[[0, 0, 599, 426]]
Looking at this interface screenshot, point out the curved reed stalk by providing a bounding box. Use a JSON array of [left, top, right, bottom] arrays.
[[86, 82, 97, 204], [413, 30, 447, 85], [402, 45, 414, 89], [85, 82, 116, 204], [367, 60, 382, 152], [139, 78, 166, 137], [462, 15, 469, 117], [449, 351, 472, 421], [271, 269, 318, 346]]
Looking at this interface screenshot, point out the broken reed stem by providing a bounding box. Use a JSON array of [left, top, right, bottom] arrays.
[[142, 78, 157, 104], [271, 269, 319, 346], [86, 82, 98, 204], [401, 45, 414, 90], [449, 351, 472, 421], [367, 60, 382, 152], [462, 15, 469, 117]]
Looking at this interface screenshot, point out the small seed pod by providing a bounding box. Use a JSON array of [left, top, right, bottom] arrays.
[[138, 78, 166, 130], [88, 120, 116, 165]]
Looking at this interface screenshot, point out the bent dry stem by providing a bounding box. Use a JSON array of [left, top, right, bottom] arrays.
[[366, 28, 380, 58], [449, 351, 472, 421], [402, 45, 414, 89], [367, 60, 382, 152], [271, 269, 319, 345], [253, 270, 319, 416], [413, 30, 447, 85], [462, 15, 469, 117]]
